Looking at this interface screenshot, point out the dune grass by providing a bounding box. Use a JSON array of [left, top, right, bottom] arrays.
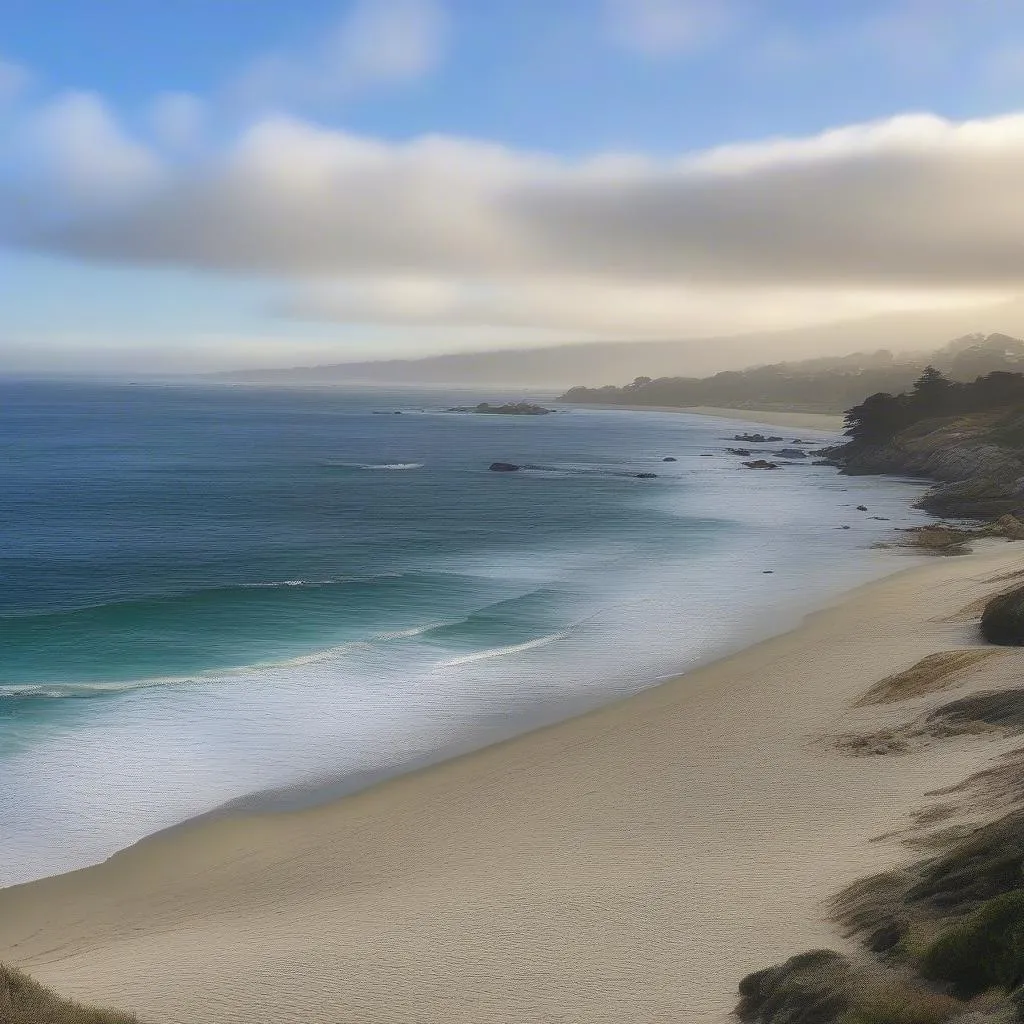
[[855, 650, 1000, 706], [0, 964, 137, 1023]]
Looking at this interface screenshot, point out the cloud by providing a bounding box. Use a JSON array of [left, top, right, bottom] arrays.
[[19, 92, 164, 207], [231, 0, 448, 106], [603, 0, 738, 57], [5, 104, 1024, 337], [281, 276, 1003, 338], [149, 92, 207, 150], [0, 57, 32, 103]]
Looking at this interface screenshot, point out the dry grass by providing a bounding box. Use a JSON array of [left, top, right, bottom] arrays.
[[842, 981, 968, 1024], [0, 964, 137, 1023], [855, 651, 1000, 707]]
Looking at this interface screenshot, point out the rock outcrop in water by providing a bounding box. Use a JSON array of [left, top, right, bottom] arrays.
[[827, 370, 1024, 519], [830, 415, 1024, 518], [743, 460, 779, 470], [449, 402, 554, 415]]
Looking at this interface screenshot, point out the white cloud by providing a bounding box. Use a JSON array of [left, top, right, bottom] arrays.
[[150, 92, 207, 150], [0, 57, 32, 103], [231, 0, 448, 106], [20, 92, 164, 208], [7, 104, 1024, 338], [282, 276, 1006, 338], [604, 0, 738, 56]]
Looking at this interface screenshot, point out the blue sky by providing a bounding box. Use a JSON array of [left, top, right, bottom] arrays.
[[4, 0, 1024, 371]]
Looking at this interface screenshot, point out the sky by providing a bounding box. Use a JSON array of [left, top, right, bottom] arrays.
[[5, 0, 1024, 371]]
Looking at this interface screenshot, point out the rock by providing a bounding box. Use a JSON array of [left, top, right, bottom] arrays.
[[727, 448, 753, 456], [489, 462, 520, 472], [833, 416, 1024, 519], [773, 448, 808, 458], [856, 505, 868, 511], [734, 433, 785, 443], [981, 585, 1024, 645], [451, 402, 554, 416], [635, 472, 658, 479], [662, 456, 678, 462], [743, 460, 780, 470]]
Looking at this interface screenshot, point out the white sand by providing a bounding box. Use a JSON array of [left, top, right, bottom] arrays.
[[678, 405, 844, 431], [570, 403, 845, 432], [2, 543, 1022, 1024]]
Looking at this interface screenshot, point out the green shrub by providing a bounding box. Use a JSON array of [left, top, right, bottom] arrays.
[[736, 949, 852, 1022], [921, 890, 1024, 997], [0, 963, 136, 1023], [907, 809, 1024, 914]]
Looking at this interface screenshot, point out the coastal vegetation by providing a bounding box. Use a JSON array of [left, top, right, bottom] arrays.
[[738, 575, 1024, 1024], [739, 745, 1024, 1022], [0, 963, 136, 1023], [558, 334, 1024, 415], [842, 366, 1024, 447]]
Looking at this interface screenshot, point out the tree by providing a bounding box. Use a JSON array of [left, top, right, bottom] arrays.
[[844, 391, 911, 443], [909, 365, 954, 417]]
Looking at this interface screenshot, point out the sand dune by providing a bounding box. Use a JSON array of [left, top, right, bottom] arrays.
[[2, 543, 1022, 1023]]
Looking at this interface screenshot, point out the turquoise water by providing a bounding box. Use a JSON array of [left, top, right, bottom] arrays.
[[0, 379, 932, 884]]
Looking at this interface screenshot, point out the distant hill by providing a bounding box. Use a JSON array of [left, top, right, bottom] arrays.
[[558, 334, 1024, 414], [217, 299, 1024, 388]]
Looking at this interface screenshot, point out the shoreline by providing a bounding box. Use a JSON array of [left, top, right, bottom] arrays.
[[559, 402, 845, 432], [3, 541, 1022, 1022], [0, 401, 913, 890]]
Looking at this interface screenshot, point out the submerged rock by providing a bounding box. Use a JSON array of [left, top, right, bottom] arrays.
[[727, 448, 753, 456], [743, 460, 780, 470], [662, 456, 678, 462], [489, 462, 520, 472], [774, 448, 808, 458], [635, 472, 658, 479]]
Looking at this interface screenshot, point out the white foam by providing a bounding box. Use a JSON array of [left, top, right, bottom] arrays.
[[435, 630, 571, 669]]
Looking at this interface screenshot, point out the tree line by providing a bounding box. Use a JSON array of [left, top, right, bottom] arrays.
[[843, 368, 1024, 445]]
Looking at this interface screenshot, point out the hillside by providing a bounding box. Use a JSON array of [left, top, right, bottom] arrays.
[[216, 300, 1024, 388], [558, 334, 1024, 414]]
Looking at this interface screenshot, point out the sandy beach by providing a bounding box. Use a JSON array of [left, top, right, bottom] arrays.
[[2, 542, 1023, 1024], [567, 403, 845, 432]]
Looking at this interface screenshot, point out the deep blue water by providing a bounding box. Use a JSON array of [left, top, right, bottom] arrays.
[[0, 379, 932, 884]]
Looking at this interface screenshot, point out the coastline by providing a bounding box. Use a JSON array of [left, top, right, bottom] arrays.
[[560, 402, 845, 432], [2, 541, 1022, 1023]]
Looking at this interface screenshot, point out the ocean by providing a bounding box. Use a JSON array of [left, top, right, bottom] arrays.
[[0, 379, 932, 885]]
